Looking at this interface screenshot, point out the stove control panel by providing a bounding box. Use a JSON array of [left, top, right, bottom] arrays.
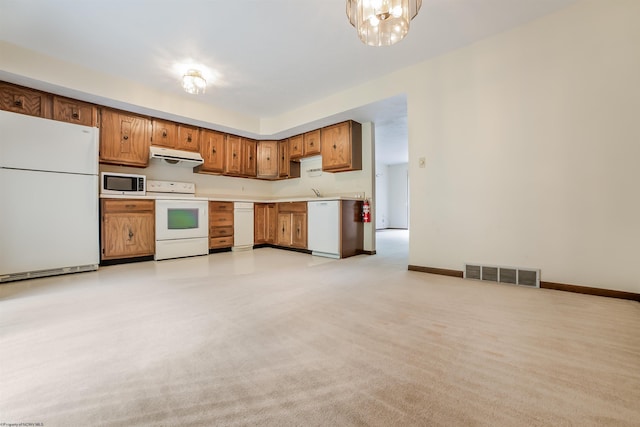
[[147, 180, 195, 195]]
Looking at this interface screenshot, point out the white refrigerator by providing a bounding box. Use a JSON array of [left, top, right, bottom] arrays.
[[0, 110, 100, 283]]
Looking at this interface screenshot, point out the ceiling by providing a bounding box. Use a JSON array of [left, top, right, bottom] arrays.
[[0, 0, 577, 165]]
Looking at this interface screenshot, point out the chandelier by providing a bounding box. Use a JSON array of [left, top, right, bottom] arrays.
[[182, 69, 207, 95], [346, 0, 422, 46]]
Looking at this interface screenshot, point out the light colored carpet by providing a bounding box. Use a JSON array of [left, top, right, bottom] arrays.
[[1, 230, 639, 426]]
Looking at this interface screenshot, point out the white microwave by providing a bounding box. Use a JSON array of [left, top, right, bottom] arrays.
[[100, 172, 146, 195]]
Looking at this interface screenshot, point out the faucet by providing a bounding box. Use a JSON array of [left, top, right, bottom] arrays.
[[311, 188, 322, 197]]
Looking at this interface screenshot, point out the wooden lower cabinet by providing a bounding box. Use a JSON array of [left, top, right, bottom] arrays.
[[276, 202, 307, 249], [101, 199, 155, 260], [254, 203, 277, 244], [209, 201, 234, 249]]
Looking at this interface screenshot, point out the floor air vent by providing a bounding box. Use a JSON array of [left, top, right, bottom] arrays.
[[464, 264, 540, 288]]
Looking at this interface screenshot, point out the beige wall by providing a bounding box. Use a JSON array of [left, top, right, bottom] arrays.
[[406, 0, 640, 292], [2, 0, 638, 291]]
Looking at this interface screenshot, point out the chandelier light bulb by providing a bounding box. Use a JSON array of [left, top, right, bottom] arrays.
[[347, 0, 422, 47], [182, 69, 207, 95]]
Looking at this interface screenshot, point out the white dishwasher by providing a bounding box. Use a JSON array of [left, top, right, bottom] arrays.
[[233, 202, 254, 251], [308, 200, 340, 259]]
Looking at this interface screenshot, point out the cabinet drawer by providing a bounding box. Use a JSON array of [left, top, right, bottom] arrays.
[[53, 96, 97, 127], [210, 226, 233, 238], [209, 211, 233, 226], [278, 202, 307, 213], [210, 236, 233, 249], [0, 82, 52, 118], [102, 199, 154, 213], [210, 201, 233, 211]]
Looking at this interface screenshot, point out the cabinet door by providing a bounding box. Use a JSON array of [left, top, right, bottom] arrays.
[[257, 140, 279, 179], [102, 212, 155, 259], [304, 129, 321, 156], [243, 139, 257, 177], [266, 204, 277, 244], [199, 129, 225, 173], [53, 96, 97, 127], [254, 204, 267, 244], [321, 121, 362, 172], [289, 134, 304, 159], [291, 212, 307, 249], [276, 213, 292, 246], [225, 135, 243, 175], [0, 82, 51, 118], [177, 124, 200, 152], [100, 109, 150, 167], [278, 140, 289, 178], [151, 119, 177, 148], [321, 122, 351, 171]]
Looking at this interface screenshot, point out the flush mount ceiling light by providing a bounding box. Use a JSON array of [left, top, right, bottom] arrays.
[[182, 69, 207, 95], [346, 0, 422, 46]]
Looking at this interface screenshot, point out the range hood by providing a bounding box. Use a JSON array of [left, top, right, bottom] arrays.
[[149, 146, 204, 167]]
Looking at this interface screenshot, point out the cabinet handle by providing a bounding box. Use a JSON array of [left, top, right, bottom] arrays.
[[266, 156, 270, 161], [123, 135, 129, 141], [128, 229, 134, 239], [233, 152, 237, 158], [333, 144, 336, 149], [125, 204, 136, 209], [13, 99, 23, 108], [310, 142, 314, 146], [212, 148, 216, 154], [162, 130, 167, 137], [72, 109, 79, 119], [187, 135, 192, 142]]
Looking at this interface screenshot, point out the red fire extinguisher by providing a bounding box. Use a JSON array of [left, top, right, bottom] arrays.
[[362, 199, 371, 223]]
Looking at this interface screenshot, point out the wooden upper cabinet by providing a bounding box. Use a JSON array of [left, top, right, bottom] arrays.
[[199, 129, 225, 174], [304, 129, 321, 156], [257, 140, 279, 179], [321, 120, 362, 172], [0, 82, 52, 118], [289, 134, 304, 159], [151, 119, 177, 148], [243, 138, 257, 177], [99, 108, 151, 167], [278, 140, 289, 178], [53, 96, 97, 127], [225, 135, 243, 175], [177, 124, 200, 152]]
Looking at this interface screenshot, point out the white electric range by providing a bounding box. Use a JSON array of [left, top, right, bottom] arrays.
[[147, 180, 209, 261]]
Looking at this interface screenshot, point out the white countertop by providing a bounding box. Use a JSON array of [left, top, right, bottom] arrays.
[[100, 194, 364, 203]]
